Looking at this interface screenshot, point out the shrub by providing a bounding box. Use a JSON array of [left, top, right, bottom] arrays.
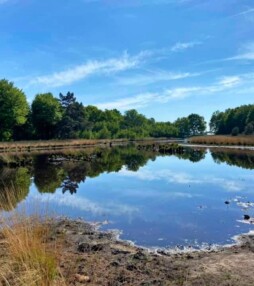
[[231, 127, 239, 136]]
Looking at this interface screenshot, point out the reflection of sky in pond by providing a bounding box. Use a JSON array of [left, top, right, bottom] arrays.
[[25, 151, 254, 248]]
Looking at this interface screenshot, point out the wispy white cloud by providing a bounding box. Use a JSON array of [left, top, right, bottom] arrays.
[[118, 167, 202, 184], [171, 41, 202, 52], [96, 77, 241, 110], [30, 51, 149, 88], [218, 76, 242, 88], [197, 42, 254, 65], [227, 42, 254, 61], [97, 93, 158, 110], [33, 192, 139, 216], [29, 42, 202, 88], [210, 178, 244, 192], [118, 167, 245, 192], [232, 7, 254, 17], [115, 71, 200, 86], [96, 73, 246, 110]]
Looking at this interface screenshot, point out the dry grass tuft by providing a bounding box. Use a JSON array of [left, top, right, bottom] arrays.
[[0, 189, 65, 286]]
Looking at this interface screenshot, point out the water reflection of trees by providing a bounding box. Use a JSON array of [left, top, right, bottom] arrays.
[[211, 150, 254, 170], [0, 145, 208, 207], [0, 146, 253, 210], [0, 167, 30, 210], [175, 148, 206, 163], [31, 146, 154, 195]]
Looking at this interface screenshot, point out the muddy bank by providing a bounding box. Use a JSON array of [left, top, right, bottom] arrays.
[[48, 218, 254, 286]]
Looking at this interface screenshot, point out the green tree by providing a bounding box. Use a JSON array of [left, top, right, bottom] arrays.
[[210, 111, 225, 134], [32, 93, 62, 139], [0, 79, 29, 141], [97, 126, 111, 139], [210, 104, 254, 135], [59, 91, 76, 108], [123, 109, 147, 128], [175, 117, 190, 138], [246, 108, 254, 125], [58, 102, 89, 139], [188, 113, 206, 136], [84, 105, 104, 123]]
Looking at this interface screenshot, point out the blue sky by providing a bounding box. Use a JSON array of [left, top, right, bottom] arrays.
[[0, 0, 254, 123]]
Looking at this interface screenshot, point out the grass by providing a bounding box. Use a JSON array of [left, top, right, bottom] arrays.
[[0, 189, 65, 286], [0, 138, 126, 153], [0, 138, 181, 153], [188, 135, 254, 146]]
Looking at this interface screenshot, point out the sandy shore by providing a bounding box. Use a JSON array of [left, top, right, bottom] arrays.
[[46, 218, 254, 286]]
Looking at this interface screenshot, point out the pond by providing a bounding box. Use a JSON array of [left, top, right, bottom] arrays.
[[0, 144, 254, 249]]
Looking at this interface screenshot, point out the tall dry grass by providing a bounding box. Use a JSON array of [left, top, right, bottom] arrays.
[[0, 189, 66, 286], [0, 138, 128, 153], [188, 135, 254, 146]]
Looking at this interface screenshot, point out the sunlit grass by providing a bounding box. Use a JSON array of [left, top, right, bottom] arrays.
[[0, 188, 66, 286]]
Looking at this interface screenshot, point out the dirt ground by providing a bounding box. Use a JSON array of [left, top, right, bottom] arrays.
[[46, 219, 254, 286]]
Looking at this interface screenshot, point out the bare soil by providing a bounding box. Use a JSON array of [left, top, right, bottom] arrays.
[[47, 219, 254, 286]]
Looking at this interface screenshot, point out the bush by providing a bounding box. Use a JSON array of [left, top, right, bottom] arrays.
[[231, 127, 239, 136], [244, 122, 254, 135]]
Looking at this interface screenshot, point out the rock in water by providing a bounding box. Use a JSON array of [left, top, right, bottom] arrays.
[[244, 214, 250, 220]]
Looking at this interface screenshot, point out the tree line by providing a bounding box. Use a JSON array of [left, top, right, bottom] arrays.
[[0, 79, 207, 141], [210, 104, 254, 136]]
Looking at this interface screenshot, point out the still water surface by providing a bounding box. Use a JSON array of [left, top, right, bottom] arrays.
[[1, 146, 254, 248]]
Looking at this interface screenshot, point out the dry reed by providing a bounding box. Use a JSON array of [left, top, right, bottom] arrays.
[[0, 189, 66, 286], [188, 135, 254, 146]]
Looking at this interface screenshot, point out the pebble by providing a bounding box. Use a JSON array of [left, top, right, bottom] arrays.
[[74, 274, 90, 283]]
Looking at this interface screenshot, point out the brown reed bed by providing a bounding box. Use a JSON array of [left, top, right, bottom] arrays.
[[0, 138, 181, 154], [188, 135, 254, 146], [0, 139, 126, 153]]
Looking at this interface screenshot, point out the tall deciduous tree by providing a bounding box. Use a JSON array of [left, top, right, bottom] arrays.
[[123, 109, 147, 128], [0, 79, 29, 141], [175, 117, 190, 138], [32, 93, 62, 139], [188, 113, 206, 136]]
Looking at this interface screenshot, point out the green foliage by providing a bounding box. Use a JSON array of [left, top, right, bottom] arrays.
[[244, 122, 254, 135], [32, 93, 62, 139], [175, 114, 206, 137], [58, 93, 90, 139], [123, 109, 147, 128], [231, 126, 239, 136], [0, 79, 29, 141], [0, 79, 214, 141], [59, 91, 76, 108], [175, 117, 189, 138], [96, 126, 111, 139], [209, 104, 254, 135], [188, 113, 206, 136], [0, 167, 30, 210]]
